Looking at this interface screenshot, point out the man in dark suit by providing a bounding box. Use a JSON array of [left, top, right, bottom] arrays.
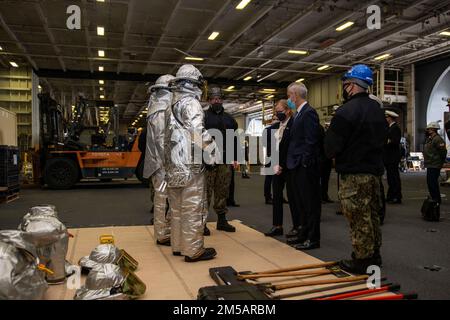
[[285, 82, 321, 250], [383, 110, 402, 204]]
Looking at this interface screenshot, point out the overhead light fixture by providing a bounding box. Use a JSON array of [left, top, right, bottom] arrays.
[[296, 78, 305, 83], [439, 31, 450, 36], [97, 26, 105, 36], [99, 80, 104, 85], [266, 95, 274, 99], [97, 0, 105, 2], [227, 86, 235, 90], [244, 76, 252, 81], [100, 95, 105, 99], [317, 65, 330, 71], [208, 32, 220, 40], [336, 21, 354, 32], [185, 57, 204, 61], [98, 66, 104, 71], [98, 50, 105, 57], [262, 89, 276, 92], [288, 50, 308, 55], [0, 46, 3, 51], [374, 53, 392, 61], [38, 85, 42, 89], [99, 87, 104, 91], [236, 0, 252, 10], [9, 61, 18, 68]]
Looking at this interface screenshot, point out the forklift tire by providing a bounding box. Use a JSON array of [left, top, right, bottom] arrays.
[[44, 158, 79, 190]]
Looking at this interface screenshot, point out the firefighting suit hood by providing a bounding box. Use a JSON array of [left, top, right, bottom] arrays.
[[0, 230, 48, 300]]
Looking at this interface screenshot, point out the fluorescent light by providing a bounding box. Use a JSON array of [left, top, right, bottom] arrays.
[[374, 53, 392, 61], [296, 78, 305, 83], [98, 50, 105, 57], [266, 95, 274, 99], [440, 31, 450, 36], [336, 21, 354, 32], [99, 87, 104, 91], [97, 0, 105, 2], [185, 57, 204, 61], [236, 0, 252, 10], [317, 65, 330, 71], [98, 66, 104, 71], [227, 86, 235, 90], [208, 32, 220, 40], [0, 46, 3, 51], [262, 88, 276, 92], [99, 80, 104, 85], [244, 76, 252, 81], [288, 50, 308, 55], [97, 26, 105, 36], [9, 61, 18, 68], [100, 95, 105, 99]]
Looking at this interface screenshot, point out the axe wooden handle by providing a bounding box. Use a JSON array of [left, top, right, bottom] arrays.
[[244, 261, 338, 276], [272, 275, 369, 291], [239, 269, 332, 280]]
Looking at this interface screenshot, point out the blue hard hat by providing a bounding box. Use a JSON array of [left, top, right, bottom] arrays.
[[342, 64, 373, 86]]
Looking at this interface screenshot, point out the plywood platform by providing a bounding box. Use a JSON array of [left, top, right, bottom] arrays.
[[45, 221, 388, 300]]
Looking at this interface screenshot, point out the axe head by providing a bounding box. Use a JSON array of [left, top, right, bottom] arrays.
[[327, 265, 351, 278], [209, 266, 245, 286]]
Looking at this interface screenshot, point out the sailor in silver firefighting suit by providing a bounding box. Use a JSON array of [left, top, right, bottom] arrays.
[[143, 75, 174, 245], [165, 64, 219, 262]]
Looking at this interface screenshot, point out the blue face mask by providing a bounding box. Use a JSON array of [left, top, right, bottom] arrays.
[[287, 99, 296, 111]]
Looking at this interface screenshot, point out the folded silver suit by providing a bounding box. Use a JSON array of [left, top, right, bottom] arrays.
[[18, 205, 69, 283], [165, 64, 219, 258], [78, 244, 139, 273], [74, 263, 146, 300], [143, 75, 174, 243], [0, 230, 48, 300]]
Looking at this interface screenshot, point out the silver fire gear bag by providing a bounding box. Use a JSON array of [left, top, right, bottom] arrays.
[[18, 206, 69, 284]]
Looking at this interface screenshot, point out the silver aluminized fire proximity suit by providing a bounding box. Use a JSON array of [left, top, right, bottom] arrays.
[[143, 74, 174, 244], [165, 65, 219, 260]]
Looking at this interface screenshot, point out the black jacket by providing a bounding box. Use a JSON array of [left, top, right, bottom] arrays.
[[383, 122, 402, 165], [324, 92, 387, 176], [262, 122, 280, 168], [205, 106, 238, 163], [278, 117, 294, 170], [286, 103, 321, 170]]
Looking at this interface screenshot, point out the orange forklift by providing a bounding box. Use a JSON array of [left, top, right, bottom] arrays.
[[38, 94, 147, 189]]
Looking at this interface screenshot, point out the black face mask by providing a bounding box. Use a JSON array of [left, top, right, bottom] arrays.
[[211, 103, 223, 113], [342, 83, 352, 102], [276, 112, 287, 122]]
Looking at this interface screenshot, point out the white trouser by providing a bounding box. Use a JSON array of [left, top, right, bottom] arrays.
[[167, 173, 208, 258], [152, 170, 171, 242]]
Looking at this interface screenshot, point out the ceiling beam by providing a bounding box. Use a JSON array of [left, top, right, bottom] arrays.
[[0, 11, 38, 69], [34, 2, 66, 71], [213, 1, 319, 79], [81, 0, 94, 73], [169, 0, 233, 75], [302, 0, 450, 71], [117, 0, 136, 74], [143, 0, 183, 75], [34, 68, 291, 89], [211, 3, 275, 60]]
